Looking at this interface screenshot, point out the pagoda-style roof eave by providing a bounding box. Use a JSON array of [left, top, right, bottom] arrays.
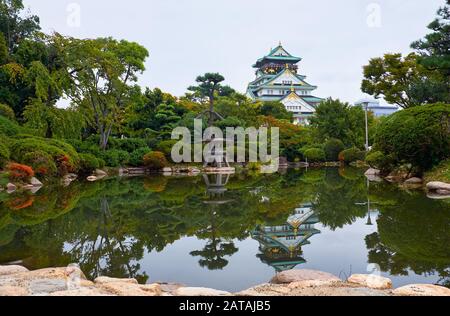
[[253, 56, 302, 68]]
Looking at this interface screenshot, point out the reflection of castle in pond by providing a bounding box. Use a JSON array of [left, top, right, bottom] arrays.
[[252, 204, 320, 272]]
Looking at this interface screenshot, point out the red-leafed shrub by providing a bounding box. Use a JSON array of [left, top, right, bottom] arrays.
[[143, 151, 169, 170], [8, 163, 35, 182]]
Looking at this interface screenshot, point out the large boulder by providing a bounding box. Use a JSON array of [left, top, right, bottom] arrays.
[[0, 265, 29, 277], [348, 274, 393, 290], [393, 284, 450, 296], [97, 282, 162, 296], [427, 182, 450, 191], [271, 269, 340, 284], [94, 169, 108, 177]]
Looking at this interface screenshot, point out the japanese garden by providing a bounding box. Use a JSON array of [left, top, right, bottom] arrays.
[[0, 0, 449, 297]]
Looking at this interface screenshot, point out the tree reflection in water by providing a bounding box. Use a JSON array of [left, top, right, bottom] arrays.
[[0, 168, 448, 287]]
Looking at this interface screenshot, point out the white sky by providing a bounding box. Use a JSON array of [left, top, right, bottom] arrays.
[[23, 0, 443, 104]]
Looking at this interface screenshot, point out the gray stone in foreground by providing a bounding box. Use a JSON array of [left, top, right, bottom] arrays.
[[175, 287, 230, 296], [271, 269, 341, 284], [393, 284, 450, 296], [0, 265, 29, 276], [94, 276, 138, 285]]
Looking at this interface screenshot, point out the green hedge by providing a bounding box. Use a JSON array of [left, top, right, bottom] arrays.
[[374, 103, 450, 171], [22, 150, 57, 178], [143, 151, 169, 170], [129, 147, 151, 167], [79, 153, 100, 175], [0, 141, 10, 168], [100, 149, 130, 167], [0, 104, 15, 121], [304, 148, 326, 162], [339, 147, 366, 164]]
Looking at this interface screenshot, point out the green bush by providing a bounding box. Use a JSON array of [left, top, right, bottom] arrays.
[[324, 138, 345, 161], [143, 151, 169, 170], [304, 148, 326, 162], [9, 136, 80, 174], [129, 147, 151, 167], [116, 138, 148, 153], [374, 103, 450, 171], [156, 140, 177, 160], [365, 150, 394, 171], [0, 141, 10, 168], [22, 150, 57, 178], [100, 149, 130, 167], [0, 103, 15, 121], [79, 153, 100, 175], [0, 116, 21, 136], [339, 147, 366, 164]]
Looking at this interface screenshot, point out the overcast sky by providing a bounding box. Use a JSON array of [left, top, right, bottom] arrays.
[[23, 0, 443, 104]]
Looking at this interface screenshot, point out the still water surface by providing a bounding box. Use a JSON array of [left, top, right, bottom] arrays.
[[0, 168, 449, 292]]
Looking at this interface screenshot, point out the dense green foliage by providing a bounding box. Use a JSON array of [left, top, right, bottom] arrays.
[[143, 151, 169, 170], [304, 148, 326, 163], [373, 104, 450, 172], [0, 141, 9, 167], [339, 147, 366, 164], [324, 138, 345, 162]]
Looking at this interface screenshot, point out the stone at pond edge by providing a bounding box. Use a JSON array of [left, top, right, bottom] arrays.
[[427, 181, 450, 191], [404, 177, 423, 185], [6, 183, 16, 192], [94, 276, 138, 285], [393, 284, 450, 296], [175, 287, 230, 296], [94, 169, 108, 177], [348, 274, 392, 290], [87, 176, 98, 182], [365, 168, 380, 176], [0, 285, 29, 296], [271, 269, 340, 284], [97, 282, 162, 296], [30, 177, 43, 187]]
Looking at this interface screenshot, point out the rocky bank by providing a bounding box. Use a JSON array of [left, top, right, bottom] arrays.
[[1, 265, 449, 297]]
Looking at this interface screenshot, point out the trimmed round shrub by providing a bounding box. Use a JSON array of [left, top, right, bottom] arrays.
[[304, 148, 326, 163], [7, 163, 34, 182], [100, 149, 130, 167], [9, 136, 80, 175], [22, 150, 57, 178], [324, 138, 345, 161], [339, 147, 366, 164], [0, 141, 10, 168], [79, 153, 100, 175], [374, 103, 450, 171], [0, 103, 15, 121], [129, 147, 151, 167], [143, 151, 169, 170]]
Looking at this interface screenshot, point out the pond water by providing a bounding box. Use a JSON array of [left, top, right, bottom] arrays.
[[0, 168, 449, 292]]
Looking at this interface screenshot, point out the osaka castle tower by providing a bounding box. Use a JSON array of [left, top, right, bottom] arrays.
[[247, 43, 323, 125]]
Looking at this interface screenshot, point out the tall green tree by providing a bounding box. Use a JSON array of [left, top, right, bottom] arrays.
[[188, 73, 230, 127], [310, 98, 372, 148], [63, 36, 149, 149], [411, 0, 450, 77], [0, 0, 40, 53]]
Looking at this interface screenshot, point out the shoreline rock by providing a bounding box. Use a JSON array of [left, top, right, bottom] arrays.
[[0, 266, 449, 296]]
